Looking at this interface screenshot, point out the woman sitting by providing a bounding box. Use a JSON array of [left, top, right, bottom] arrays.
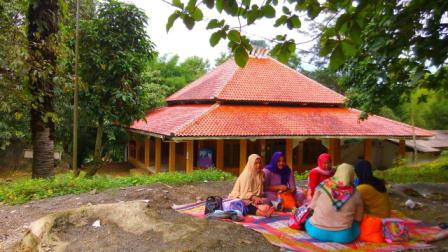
[[307, 153, 335, 201], [306, 163, 363, 243], [354, 159, 391, 218], [263, 151, 304, 208], [229, 154, 275, 217]]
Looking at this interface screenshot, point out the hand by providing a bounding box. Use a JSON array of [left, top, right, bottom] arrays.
[[251, 196, 263, 205], [279, 185, 289, 192]]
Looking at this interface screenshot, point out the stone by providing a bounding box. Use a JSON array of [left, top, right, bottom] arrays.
[[403, 188, 423, 198], [405, 199, 416, 209], [89, 189, 97, 195], [92, 220, 101, 228]]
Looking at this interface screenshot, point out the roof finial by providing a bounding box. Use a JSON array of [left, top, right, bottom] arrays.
[[250, 46, 270, 59]]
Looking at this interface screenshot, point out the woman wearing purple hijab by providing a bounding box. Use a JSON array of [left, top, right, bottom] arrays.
[[263, 151, 305, 206]]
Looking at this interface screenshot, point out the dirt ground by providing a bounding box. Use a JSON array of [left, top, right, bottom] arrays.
[[1, 180, 448, 251]]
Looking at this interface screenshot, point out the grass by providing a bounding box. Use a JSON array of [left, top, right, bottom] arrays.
[[375, 153, 448, 183], [0, 169, 234, 205]]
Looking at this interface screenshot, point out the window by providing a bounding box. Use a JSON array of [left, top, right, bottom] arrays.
[[224, 140, 240, 168]]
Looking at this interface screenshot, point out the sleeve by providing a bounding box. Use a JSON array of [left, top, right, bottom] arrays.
[[354, 192, 364, 222], [308, 170, 320, 195], [309, 190, 321, 209]]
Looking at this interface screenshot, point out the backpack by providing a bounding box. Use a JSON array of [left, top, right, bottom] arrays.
[[204, 196, 223, 215], [288, 206, 313, 230], [382, 218, 409, 243]]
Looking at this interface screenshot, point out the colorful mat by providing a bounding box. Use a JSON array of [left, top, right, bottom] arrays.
[[173, 200, 448, 252]]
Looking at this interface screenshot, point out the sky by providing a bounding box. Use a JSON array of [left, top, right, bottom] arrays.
[[126, 0, 319, 69]]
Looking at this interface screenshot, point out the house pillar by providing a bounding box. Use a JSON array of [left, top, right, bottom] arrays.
[[155, 138, 161, 173], [135, 134, 140, 161], [259, 139, 266, 164], [169, 142, 176, 172], [329, 139, 341, 166], [186, 140, 194, 173], [286, 139, 293, 170], [216, 140, 224, 170], [364, 139, 373, 162], [128, 131, 133, 159], [399, 139, 406, 159], [144, 137, 150, 168], [239, 139, 247, 174], [297, 141, 304, 172]]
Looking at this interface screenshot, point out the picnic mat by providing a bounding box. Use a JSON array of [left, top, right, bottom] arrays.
[[173, 200, 448, 252]]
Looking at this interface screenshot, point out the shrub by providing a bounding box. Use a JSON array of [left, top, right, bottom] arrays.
[[0, 169, 234, 205]]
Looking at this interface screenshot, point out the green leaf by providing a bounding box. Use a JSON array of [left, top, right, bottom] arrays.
[[216, 0, 223, 12], [204, 0, 214, 8], [329, 44, 344, 70], [166, 12, 179, 32], [242, 0, 251, 7], [341, 40, 357, 57], [246, 9, 259, 25], [227, 30, 240, 42], [287, 15, 301, 29], [210, 31, 223, 46], [320, 39, 337, 56], [172, 0, 184, 9], [182, 15, 195, 30], [206, 19, 222, 29], [224, 0, 239, 15], [262, 5, 276, 18], [282, 6, 290, 15], [234, 46, 249, 67], [191, 8, 203, 21], [186, 0, 197, 12], [274, 15, 288, 27]]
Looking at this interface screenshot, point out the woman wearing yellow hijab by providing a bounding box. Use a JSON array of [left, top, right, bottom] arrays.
[[229, 154, 275, 217]]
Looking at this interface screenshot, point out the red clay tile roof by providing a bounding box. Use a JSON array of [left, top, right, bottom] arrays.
[[130, 104, 433, 139], [129, 104, 214, 136], [166, 57, 345, 105]]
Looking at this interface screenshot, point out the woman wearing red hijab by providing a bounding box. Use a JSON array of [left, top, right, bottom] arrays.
[[307, 153, 335, 201]]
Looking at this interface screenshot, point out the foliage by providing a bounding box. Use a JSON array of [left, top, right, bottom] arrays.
[[78, 0, 158, 168], [302, 67, 343, 93], [0, 0, 30, 149], [166, 0, 448, 115], [375, 153, 448, 183], [214, 52, 231, 66], [147, 55, 210, 94], [0, 169, 234, 205], [295, 170, 310, 181]]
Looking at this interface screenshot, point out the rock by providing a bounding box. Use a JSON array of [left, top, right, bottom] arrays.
[[136, 188, 145, 192], [92, 220, 101, 228], [23, 205, 30, 208], [405, 199, 416, 209], [10, 210, 16, 214], [403, 188, 423, 198], [89, 189, 97, 195], [162, 190, 169, 193], [86, 202, 93, 206]]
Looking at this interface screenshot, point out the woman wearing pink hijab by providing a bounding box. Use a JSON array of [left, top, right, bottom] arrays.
[[307, 153, 335, 201]]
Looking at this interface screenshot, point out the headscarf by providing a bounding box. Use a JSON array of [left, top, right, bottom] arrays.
[[229, 154, 263, 200], [312, 153, 335, 176], [265, 151, 291, 185], [355, 159, 387, 193], [317, 163, 355, 211]]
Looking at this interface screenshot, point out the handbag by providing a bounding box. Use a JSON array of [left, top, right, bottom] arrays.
[[204, 196, 223, 215], [288, 206, 313, 230], [382, 218, 409, 243]]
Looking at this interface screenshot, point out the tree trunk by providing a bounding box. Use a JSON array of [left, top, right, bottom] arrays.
[[28, 0, 61, 178], [86, 118, 104, 177]]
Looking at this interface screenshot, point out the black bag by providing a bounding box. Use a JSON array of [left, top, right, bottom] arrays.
[[204, 196, 223, 214]]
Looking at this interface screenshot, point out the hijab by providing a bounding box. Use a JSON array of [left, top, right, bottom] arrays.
[[355, 159, 387, 193], [312, 153, 335, 176], [229, 154, 264, 200], [265, 151, 291, 185], [318, 163, 355, 211]]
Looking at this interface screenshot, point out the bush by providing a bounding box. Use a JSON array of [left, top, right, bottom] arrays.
[[295, 170, 310, 181], [375, 153, 448, 183], [0, 169, 234, 205]]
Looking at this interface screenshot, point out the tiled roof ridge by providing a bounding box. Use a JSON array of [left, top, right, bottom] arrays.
[[349, 108, 433, 137], [268, 57, 346, 101], [174, 103, 220, 135], [167, 59, 238, 101], [212, 57, 239, 99]]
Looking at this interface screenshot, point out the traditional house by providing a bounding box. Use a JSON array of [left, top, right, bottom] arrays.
[[127, 54, 432, 175]]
